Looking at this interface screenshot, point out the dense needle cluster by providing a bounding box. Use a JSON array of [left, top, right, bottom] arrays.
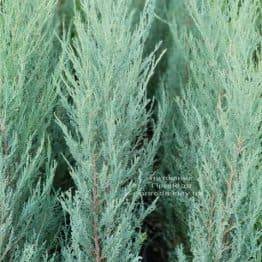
[[0, 0, 261, 261]]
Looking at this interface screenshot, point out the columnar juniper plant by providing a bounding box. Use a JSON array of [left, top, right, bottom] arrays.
[[0, 0, 62, 260], [57, 0, 165, 261], [164, 0, 262, 260], [0, 0, 261, 261]]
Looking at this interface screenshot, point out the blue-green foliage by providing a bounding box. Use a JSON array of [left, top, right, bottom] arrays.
[[166, 0, 262, 261], [0, 0, 62, 260], [57, 0, 165, 261], [0, 0, 261, 261]]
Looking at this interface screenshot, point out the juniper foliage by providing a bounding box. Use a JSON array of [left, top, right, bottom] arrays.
[[0, 0, 61, 260], [0, 0, 261, 261], [57, 0, 165, 261], [165, 0, 262, 261]]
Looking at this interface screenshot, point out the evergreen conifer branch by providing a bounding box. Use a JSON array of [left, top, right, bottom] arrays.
[[0, 1, 62, 260], [57, 0, 165, 261], [165, 0, 261, 260]]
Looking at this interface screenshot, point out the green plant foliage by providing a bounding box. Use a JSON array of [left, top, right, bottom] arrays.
[[0, 0, 62, 260], [57, 0, 165, 261], [0, 0, 261, 261], [165, 0, 262, 260]]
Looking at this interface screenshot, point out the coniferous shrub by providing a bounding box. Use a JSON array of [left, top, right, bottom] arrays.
[[57, 0, 165, 261], [1, 0, 261, 261], [164, 0, 262, 260], [0, 0, 62, 260]]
